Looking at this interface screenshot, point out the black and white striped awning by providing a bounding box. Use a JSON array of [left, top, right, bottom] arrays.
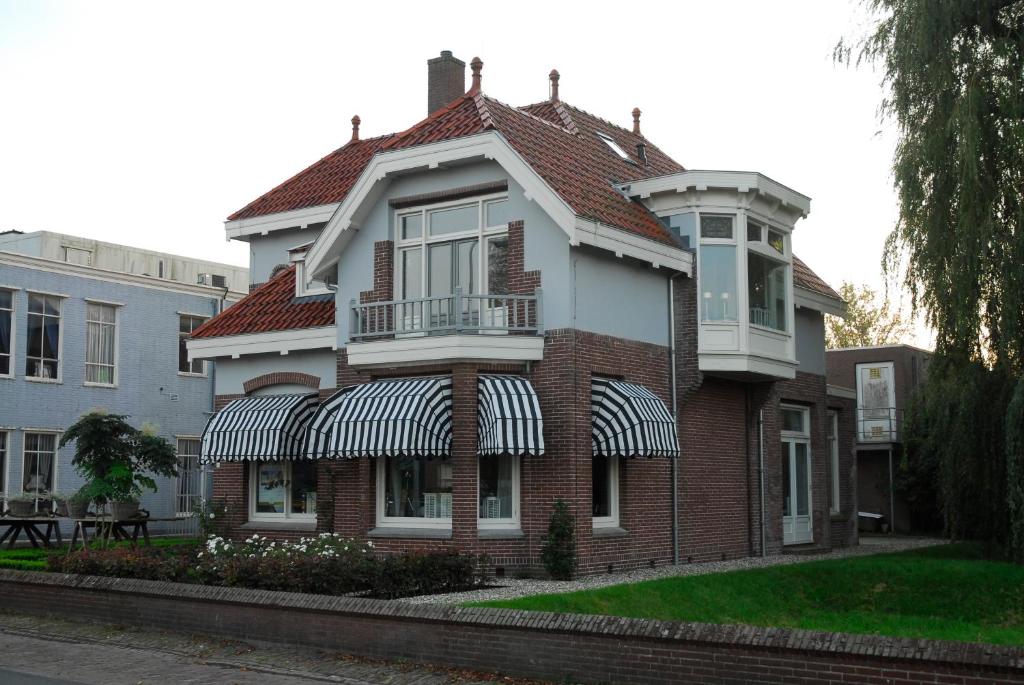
[[201, 392, 320, 463], [478, 375, 544, 456], [304, 376, 453, 458], [591, 378, 679, 458]]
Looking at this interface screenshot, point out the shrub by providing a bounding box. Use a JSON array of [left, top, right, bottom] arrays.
[[541, 498, 576, 580]]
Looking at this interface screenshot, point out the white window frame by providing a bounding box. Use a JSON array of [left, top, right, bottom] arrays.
[[393, 193, 511, 302], [595, 131, 630, 160], [697, 214, 739, 323], [248, 460, 317, 522], [477, 454, 520, 531], [780, 404, 812, 524], [375, 456, 453, 530], [592, 456, 620, 529], [21, 430, 60, 504], [178, 313, 208, 377], [63, 246, 92, 266], [25, 292, 64, 383], [175, 436, 202, 518], [84, 300, 119, 388], [0, 287, 14, 379], [828, 410, 840, 514]]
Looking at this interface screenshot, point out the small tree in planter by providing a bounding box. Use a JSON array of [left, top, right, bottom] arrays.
[[541, 498, 576, 580], [60, 410, 177, 526]]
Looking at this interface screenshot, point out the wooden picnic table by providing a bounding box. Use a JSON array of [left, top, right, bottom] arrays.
[[0, 516, 63, 549], [67, 516, 184, 549]]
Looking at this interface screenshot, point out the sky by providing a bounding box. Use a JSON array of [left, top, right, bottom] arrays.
[[0, 0, 930, 344]]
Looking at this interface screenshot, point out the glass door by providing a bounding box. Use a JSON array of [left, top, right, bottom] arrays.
[[781, 406, 813, 545]]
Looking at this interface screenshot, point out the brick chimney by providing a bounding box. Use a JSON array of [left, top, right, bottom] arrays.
[[427, 50, 466, 115]]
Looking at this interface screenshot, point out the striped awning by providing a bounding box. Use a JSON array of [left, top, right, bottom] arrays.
[[304, 376, 453, 458], [591, 378, 679, 458], [478, 375, 544, 456], [200, 392, 319, 463]]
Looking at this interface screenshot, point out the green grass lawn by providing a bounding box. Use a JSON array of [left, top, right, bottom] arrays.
[[468, 545, 1024, 646], [0, 536, 198, 571]]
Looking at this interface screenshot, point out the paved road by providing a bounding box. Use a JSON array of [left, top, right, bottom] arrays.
[[0, 613, 538, 685]]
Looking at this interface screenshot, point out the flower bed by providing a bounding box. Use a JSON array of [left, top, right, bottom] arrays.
[[48, 534, 488, 599]]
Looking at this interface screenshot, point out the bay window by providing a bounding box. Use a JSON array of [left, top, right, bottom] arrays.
[[592, 456, 619, 528], [478, 454, 518, 528], [250, 460, 317, 520], [378, 455, 453, 527], [26, 293, 62, 380], [698, 215, 737, 322], [747, 252, 787, 331], [85, 302, 118, 385]]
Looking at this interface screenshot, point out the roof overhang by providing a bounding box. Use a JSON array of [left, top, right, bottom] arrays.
[[620, 170, 811, 218], [225, 204, 338, 241], [304, 131, 692, 278], [795, 285, 845, 317], [187, 326, 337, 361]]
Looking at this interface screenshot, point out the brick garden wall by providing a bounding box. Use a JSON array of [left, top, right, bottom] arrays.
[[1, 570, 1020, 685]]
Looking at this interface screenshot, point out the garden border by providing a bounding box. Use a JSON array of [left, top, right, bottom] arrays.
[[0, 569, 1021, 684]]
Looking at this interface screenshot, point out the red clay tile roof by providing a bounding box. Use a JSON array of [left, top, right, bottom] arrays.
[[190, 265, 334, 338], [793, 256, 841, 301], [227, 135, 394, 221]]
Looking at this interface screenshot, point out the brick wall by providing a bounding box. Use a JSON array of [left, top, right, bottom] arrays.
[[2, 571, 1020, 685]]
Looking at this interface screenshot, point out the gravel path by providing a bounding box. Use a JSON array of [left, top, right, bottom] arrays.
[[403, 536, 945, 605]]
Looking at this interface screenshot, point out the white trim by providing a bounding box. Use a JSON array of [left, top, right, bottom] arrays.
[[304, 131, 691, 278], [225, 203, 338, 240], [248, 460, 317, 522], [826, 384, 857, 400], [592, 455, 620, 529], [187, 326, 337, 361], [346, 334, 543, 368], [621, 170, 811, 217], [477, 453, 520, 530], [83, 298, 126, 308], [0, 429, 9, 499], [795, 286, 845, 317], [175, 435, 203, 518], [0, 286, 15, 380], [781, 404, 812, 545], [375, 456, 453, 531], [1, 251, 246, 301], [573, 218, 691, 273], [828, 343, 933, 354], [698, 351, 798, 379], [25, 291, 63, 383], [178, 314, 209, 376], [84, 301, 119, 388], [24, 289, 69, 300], [21, 430, 60, 500]]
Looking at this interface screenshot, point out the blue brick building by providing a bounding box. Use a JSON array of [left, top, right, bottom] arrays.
[[0, 231, 246, 528]]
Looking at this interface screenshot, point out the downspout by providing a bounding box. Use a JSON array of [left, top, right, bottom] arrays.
[[758, 408, 766, 556], [668, 273, 680, 565]]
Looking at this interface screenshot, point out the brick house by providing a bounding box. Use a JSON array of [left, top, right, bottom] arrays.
[[187, 52, 856, 574], [826, 344, 932, 534]]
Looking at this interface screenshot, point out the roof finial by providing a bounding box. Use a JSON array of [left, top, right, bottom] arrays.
[[469, 56, 483, 93], [549, 69, 560, 102], [632, 107, 641, 135], [351, 114, 361, 142]]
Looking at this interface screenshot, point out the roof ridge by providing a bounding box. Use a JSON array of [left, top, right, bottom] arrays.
[[485, 95, 573, 135], [559, 101, 637, 138], [384, 93, 479, 149], [471, 90, 495, 130], [518, 99, 579, 135]]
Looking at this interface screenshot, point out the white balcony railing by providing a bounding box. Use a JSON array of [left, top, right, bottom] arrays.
[[349, 288, 543, 341]]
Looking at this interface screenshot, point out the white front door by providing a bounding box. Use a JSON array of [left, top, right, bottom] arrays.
[[781, 405, 813, 545]]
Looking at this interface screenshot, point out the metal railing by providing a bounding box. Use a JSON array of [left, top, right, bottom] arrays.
[[350, 288, 543, 341], [856, 406, 902, 443]]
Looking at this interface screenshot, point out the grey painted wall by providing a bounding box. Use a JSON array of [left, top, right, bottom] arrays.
[[248, 226, 322, 286], [214, 350, 338, 396], [795, 307, 826, 375], [0, 262, 224, 523], [572, 246, 669, 346]]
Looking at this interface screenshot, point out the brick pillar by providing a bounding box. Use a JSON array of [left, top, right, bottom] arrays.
[[450, 365, 478, 548]]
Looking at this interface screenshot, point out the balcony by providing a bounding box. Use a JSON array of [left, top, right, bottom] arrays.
[[346, 288, 545, 367], [856, 406, 901, 444]]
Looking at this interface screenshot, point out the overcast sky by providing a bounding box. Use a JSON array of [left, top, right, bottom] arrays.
[[0, 1, 929, 343]]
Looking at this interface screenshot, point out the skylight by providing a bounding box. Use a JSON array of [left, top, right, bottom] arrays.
[[595, 131, 631, 160]]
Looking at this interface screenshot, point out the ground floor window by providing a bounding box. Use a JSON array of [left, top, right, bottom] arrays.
[[0, 431, 7, 497], [176, 437, 201, 517], [828, 410, 840, 514], [377, 455, 452, 527], [592, 456, 619, 528], [478, 454, 518, 528], [249, 460, 317, 520], [23, 432, 57, 499], [781, 405, 812, 545]]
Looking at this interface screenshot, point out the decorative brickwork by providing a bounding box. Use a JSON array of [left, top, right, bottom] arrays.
[[242, 372, 321, 395], [506, 220, 541, 295], [2, 571, 1020, 685], [359, 240, 395, 304]]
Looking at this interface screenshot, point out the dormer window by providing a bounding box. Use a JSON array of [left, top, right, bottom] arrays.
[[292, 246, 334, 298], [595, 132, 630, 160]]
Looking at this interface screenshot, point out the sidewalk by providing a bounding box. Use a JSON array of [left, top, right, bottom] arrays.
[[0, 613, 548, 685]]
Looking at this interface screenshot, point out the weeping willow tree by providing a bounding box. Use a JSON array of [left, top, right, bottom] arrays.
[[839, 1, 1024, 557]]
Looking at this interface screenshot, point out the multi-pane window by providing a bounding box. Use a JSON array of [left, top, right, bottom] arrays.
[[0, 431, 7, 497], [592, 456, 619, 528], [26, 293, 62, 380], [178, 315, 207, 375], [250, 461, 317, 520], [828, 411, 840, 514], [699, 215, 737, 322], [0, 289, 12, 376], [748, 252, 787, 331], [23, 432, 56, 498], [379, 456, 452, 525], [85, 303, 117, 385], [176, 438, 201, 517], [478, 454, 517, 527]]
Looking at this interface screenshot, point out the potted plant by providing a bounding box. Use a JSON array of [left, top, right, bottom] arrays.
[[51, 492, 70, 517], [65, 489, 92, 519], [6, 494, 38, 518], [60, 410, 177, 533]]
